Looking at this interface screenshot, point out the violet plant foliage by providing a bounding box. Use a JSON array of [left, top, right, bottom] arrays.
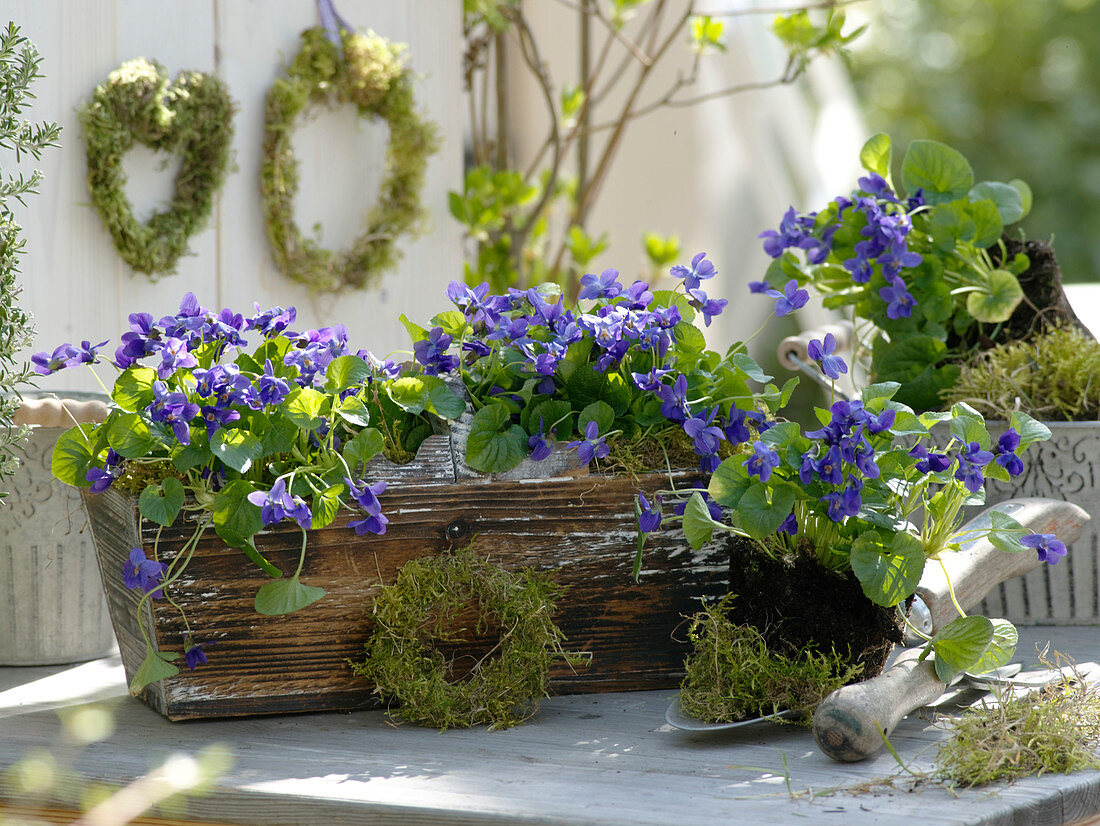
[[754, 133, 1035, 411]]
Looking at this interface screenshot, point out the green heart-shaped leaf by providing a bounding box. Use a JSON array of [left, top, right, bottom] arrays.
[[282, 387, 328, 430], [335, 396, 372, 427], [850, 530, 925, 607], [129, 645, 179, 695], [735, 483, 796, 540], [466, 403, 527, 473], [210, 428, 263, 473], [212, 479, 263, 549], [932, 615, 995, 683], [966, 269, 1024, 324], [112, 366, 157, 412], [52, 424, 100, 487], [683, 491, 719, 550], [107, 411, 158, 459], [325, 355, 372, 393], [964, 618, 1018, 676], [255, 577, 326, 616], [859, 132, 892, 180], [901, 139, 974, 205], [343, 427, 385, 470], [138, 477, 185, 527]]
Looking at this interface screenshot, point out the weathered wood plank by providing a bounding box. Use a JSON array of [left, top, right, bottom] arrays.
[[3, 624, 1100, 826]]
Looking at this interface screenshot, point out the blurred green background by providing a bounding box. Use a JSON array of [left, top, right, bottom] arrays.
[[851, 0, 1100, 284]]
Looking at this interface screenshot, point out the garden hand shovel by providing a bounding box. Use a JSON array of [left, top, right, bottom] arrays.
[[813, 497, 1090, 763]]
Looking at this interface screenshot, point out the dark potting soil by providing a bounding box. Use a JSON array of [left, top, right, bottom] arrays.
[[725, 536, 903, 681]]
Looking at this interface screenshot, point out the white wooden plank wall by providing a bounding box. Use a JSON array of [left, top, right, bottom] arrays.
[[4, 0, 464, 396]]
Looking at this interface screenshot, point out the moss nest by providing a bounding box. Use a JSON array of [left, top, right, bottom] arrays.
[[946, 325, 1100, 421], [353, 545, 567, 730], [261, 27, 440, 293], [78, 57, 236, 277], [679, 594, 864, 724]]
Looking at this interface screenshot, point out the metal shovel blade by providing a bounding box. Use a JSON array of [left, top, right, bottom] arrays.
[[664, 695, 798, 731]]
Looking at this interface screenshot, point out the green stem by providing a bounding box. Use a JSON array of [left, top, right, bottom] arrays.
[[293, 527, 309, 579]]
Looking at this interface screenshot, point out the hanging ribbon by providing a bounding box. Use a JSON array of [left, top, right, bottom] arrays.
[[317, 0, 352, 45]]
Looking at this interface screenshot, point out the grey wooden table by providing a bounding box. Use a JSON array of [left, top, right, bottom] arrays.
[[2, 625, 1099, 826]]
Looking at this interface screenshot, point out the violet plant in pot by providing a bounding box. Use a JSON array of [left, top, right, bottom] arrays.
[[756, 132, 1100, 626], [659, 330, 1064, 723]]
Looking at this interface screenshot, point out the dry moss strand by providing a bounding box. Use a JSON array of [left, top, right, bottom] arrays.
[[260, 28, 440, 293], [78, 58, 236, 278], [945, 325, 1100, 421], [678, 594, 863, 725], [936, 671, 1100, 787], [353, 546, 567, 730]]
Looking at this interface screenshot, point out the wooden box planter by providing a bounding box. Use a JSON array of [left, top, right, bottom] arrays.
[[84, 436, 729, 720]]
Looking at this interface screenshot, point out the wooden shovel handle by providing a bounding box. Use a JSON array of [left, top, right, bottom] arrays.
[[815, 497, 1090, 763], [916, 497, 1090, 633], [813, 647, 942, 762]]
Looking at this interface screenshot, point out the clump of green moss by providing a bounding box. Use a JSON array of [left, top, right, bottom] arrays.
[[601, 425, 741, 476], [945, 325, 1100, 420], [936, 658, 1100, 787], [353, 545, 569, 730], [679, 594, 864, 725]]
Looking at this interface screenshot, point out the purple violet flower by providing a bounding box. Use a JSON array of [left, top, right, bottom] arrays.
[[345, 478, 389, 535], [146, 381, 199, 446], [567, 420, 610, 465], [994, 429, 1024, 476], [778, 512, 798, 535], [578, 269, 624, 301], [183, 634, 213, 670], [529, 417, 553, 462], [1021, 532, 1068, 565], [122, 547, 166, 598], [745, 442, 780, 482], [807, 333, 848, 380], [246, 478, 312, 529], [637, 493, 662, 533], [766, 279, 810, 317], [670, 252, 717, 291]]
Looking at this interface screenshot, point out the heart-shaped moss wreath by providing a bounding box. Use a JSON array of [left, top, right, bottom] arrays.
[[261, 27, 439, 293], [79, 58, 236, 278], [354, 546, 567, 730]]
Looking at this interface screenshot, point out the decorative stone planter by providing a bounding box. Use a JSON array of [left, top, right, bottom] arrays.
[[0, 395, 115, 665], [979, 421, 1100, 624], [83, 436, 729, 720]]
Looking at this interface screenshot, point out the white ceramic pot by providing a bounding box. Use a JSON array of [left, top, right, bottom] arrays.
[[0, 395, 117, 664], [979, 421, 1100, 624]]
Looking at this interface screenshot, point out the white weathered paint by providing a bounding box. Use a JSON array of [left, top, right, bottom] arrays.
[[8, 0, 463, 396]]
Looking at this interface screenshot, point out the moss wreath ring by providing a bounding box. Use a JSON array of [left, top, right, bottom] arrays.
[[79, 58, 236, 278], [261, 28, 439, 293], [353, 547, 566, 730]]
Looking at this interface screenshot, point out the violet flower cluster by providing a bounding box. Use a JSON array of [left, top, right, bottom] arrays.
[[755, 173, 924, 322], [429, 254, 777, 486]]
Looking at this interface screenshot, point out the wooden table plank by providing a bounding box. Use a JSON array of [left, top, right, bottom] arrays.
[[1, 626, 1099, 825]]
